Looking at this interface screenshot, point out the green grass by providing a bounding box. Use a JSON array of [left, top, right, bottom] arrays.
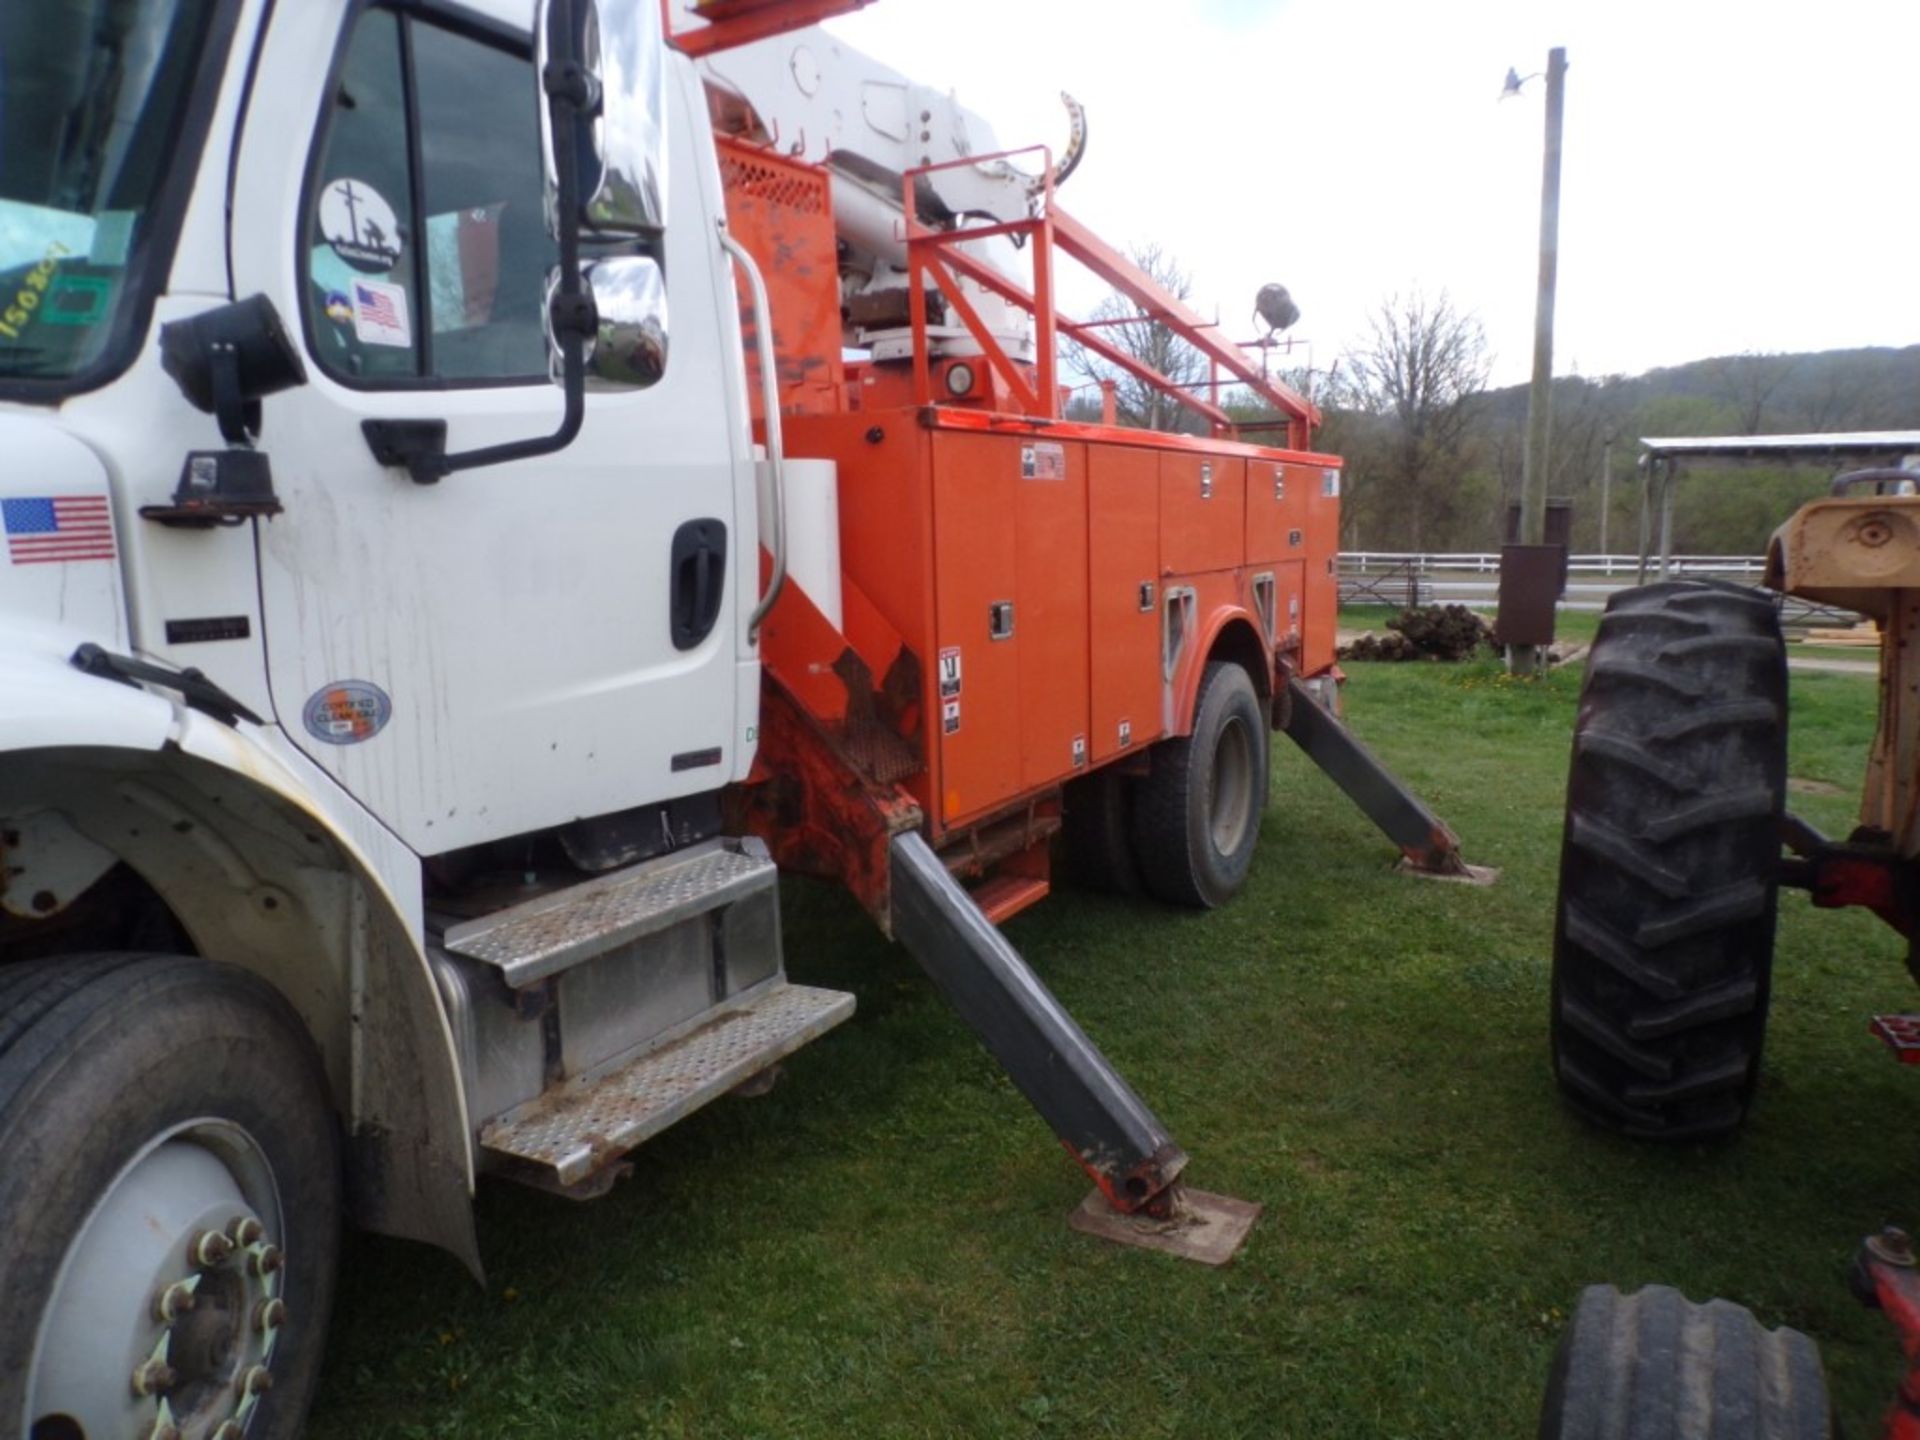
[[307, 661, 1914, 1439]]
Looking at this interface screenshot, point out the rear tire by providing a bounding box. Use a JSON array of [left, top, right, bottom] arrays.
[[1550, 580, 1787, 1139], [1538, 1284, 1832, 1440], [1131, 662, 1268, 908], [1063, 766, 1142, 895], [1, 954, 341, 1440]]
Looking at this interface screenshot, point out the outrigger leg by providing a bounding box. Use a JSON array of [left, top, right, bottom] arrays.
[[1281, 677, 1493, 883], [888, 832, 1260, 1264]]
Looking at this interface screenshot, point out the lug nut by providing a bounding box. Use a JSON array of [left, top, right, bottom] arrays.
[[229, 1216, 265, 1247], [248, 1243, 285, 1277], [131, 1359, 178, 1397], [256, 1297, 289, 1333], [241, 1364, 275, 1398], [193, 1229, 235, 1269], [154, 1280, 197, 1323]]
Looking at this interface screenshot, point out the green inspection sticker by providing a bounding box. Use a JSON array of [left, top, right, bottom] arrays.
[[41, 273, 111, 327]]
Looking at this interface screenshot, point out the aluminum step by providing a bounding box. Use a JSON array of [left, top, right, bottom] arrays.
[[480, 981, 855, 1186], [442, 837, 775, 988]]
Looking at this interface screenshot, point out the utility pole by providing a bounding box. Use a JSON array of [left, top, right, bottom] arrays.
[[1598, 432, 1612, 557], [1508, 45, 1566, 675]]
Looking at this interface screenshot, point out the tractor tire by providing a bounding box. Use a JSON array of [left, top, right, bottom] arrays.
[[1, 954, 341, 1440], [1551, 580, 1788, 1140], [1131, 661, 1269, 908], [1063, 766, 1142, 895], [1538, 1284, 1832, 1440]]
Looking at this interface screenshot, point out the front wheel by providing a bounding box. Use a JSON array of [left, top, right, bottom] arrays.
[[1131, 661, 1269, 908], [1, 954, 342, 1440]]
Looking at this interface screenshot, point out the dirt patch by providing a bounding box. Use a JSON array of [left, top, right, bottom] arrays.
[[1788, 777, 1845, 797]]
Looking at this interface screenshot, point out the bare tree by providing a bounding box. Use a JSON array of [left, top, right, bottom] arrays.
[[1064, 243, 1207, 433], [1706, 351, 1796, 434], [1343, 290, 1490, 551]]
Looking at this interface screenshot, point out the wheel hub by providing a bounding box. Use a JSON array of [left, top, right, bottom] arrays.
[[1209, 716, 1255, 854], [26, 1122, 286, 1440]]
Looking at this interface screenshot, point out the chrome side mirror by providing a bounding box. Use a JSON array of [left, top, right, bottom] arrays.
[[536, 0, 667, 240], [551, 255, 667, 389]]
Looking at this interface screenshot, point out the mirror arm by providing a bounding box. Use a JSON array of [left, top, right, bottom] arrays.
[[360, 0, 596, 486]]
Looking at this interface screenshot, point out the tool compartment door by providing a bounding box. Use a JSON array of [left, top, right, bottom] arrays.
[[1161, 452, 1246, 575], [932, 432, 1022, 825], [1303, 463, 1342, 672], [1015, 439, 1089, 790], [1088, 444, 1160, 764], [1245, 458, 1309, 569]]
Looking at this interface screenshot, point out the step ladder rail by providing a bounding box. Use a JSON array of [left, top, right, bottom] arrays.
[[887, 831, 1187, 1216]]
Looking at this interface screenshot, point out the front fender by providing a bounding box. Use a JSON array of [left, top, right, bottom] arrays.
[[0, 640, 481, 1277]]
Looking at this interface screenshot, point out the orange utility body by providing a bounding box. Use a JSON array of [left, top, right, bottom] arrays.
[[713, 131, 1340, 923]]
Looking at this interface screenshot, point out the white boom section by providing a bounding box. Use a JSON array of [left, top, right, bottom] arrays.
[[700, 25, 1082, 361]]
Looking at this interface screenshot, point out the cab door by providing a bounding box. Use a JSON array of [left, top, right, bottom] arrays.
[[231, 1, 753, 854]]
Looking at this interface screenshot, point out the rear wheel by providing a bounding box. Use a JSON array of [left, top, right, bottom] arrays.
[[1131, 661, 1268, 908], [1, 954, 341, 1440], [1539, 1284, 1832, 1440], [1062, 766, 1142, 895], [1550, 580, 1787, 1139]]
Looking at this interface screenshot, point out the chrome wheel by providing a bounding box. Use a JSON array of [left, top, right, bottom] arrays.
[[27, 1120, 288, 1440]]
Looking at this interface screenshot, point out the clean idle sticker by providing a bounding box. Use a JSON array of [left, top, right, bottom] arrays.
[[303, 680, 392, 745]]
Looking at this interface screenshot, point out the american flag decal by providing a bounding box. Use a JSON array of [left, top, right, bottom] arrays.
[[354, 282, 400, 330], [3, 495, 116, 565]]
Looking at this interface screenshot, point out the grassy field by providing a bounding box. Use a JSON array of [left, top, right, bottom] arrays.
[[307, 653, 1913, 1439]]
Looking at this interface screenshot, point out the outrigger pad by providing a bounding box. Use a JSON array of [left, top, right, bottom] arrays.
[[1396, 858, 1500, 887], [1067, 1187, 1260, 1266]]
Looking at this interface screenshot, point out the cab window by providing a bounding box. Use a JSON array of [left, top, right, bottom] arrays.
[[305, 8, 555, 384]]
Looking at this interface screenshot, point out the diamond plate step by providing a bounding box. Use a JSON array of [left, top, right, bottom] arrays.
[[442, 837, 774, 988], [480, 982, 855, 1186]]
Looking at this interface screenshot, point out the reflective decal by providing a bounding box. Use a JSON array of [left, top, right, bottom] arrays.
[[303, 681, 392, 745], [318, 177, 402, 273]]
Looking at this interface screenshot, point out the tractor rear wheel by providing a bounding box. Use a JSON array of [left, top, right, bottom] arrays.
[[1551, 580, 1788, 1139], [1539, 1284, 1832, 1440], [1131, 661, 1268, 908]]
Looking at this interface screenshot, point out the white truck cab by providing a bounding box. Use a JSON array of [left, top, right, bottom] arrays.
[[0, 4, 841, 1437]]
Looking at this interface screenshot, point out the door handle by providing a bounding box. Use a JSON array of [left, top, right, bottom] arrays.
[[670, 518, 728, 651]]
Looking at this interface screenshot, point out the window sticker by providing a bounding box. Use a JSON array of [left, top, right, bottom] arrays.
[[42, 274, 111, 327], [87, 211, 137, 267], [351, 278, 411, 348], [318, 177, 403, 274], [323, 291, 353, 326], [0, 199, 93, 272]]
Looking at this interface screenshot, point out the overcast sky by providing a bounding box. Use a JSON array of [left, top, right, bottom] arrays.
[[825, 0, 1920, 387]]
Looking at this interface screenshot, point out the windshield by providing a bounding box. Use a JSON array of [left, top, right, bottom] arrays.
[[0, 0, 219, 387]]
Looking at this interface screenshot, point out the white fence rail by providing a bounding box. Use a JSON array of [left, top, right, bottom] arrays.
[[1337, 553, 1856, 625]]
